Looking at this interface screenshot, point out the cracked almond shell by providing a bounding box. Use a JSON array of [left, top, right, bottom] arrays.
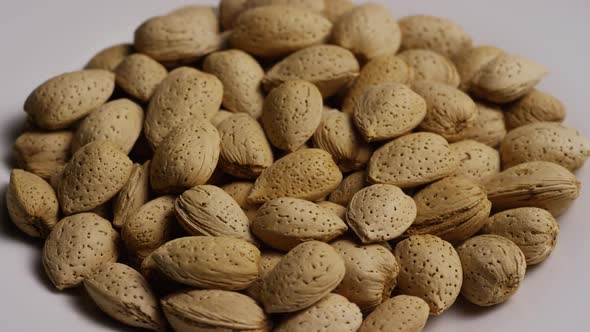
[[399, 15, 473, 58], [398, 49, 460, 87], [358, 295, 430, 332], [504, 90, 566, 129]]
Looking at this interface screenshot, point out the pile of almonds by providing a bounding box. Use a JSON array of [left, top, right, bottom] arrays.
[[6, 0, 590, 331]]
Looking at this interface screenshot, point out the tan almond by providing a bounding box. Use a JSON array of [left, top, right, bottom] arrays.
[[246, 250, 284, 302], [505, 90, 566, 129], [459, 102, 507, 147], [398, 49, 460, 87], [399, 15, 472, 58], [328, 170, 367, 206], [316, 201, 347, 219], [210, 109, 234, 128], [13, 131, 73, 180], [323, 0, 355, 22], [85, 43, 134, 72], [113, 161, 150, 229], [220, 0, 248, 30], [358, 295, 430, 332], [115, 53, 168, 102], [221, 181, 260, 221], [244, 0, 325, 12], [450, 140, 501, 183], [452, 46, 505, 91]]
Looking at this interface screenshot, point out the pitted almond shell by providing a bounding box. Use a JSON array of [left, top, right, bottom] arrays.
[[398, 49, 460, 87], [115, 53, 168, 102], [399, 15, 473, 58], [85, 43, 133, 72], [323, 0, 355, 22], [317, 201, 347, 219], [504, 90, 566, 129], [459, 102, 507, 147], [328, 170, 367, 206], [221, 181, 260, 221], [452, 45, 505, 91], [245, 250, 284, 302], [219, 0, 248, 30], [358, 295, 430, 332], [450, 140, 501, 183], [113, 161, 150, 229], [14, 131, 73, 180]]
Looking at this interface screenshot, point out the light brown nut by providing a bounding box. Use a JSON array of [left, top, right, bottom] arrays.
[[210, 109, 233, 128], [323, 0, 354, 22], [231, 5, 332, 58], [221, 182, 260, 221], [134, 8, 221, 63], [398, 49, 461, 87], [275, 293, 362, 332], [485, 161, 581, 217], [332, 3, 401, 61], [482, 208, 559, 265], [204, 50, 265, 119], [246, 250, 284, 302], [248, 148, 343, 204], [368, 132, 458, 188], [400, 15, 472, 58], [394, 235, 462, 315], [317, 201, 347, 219], [6, 169, 59, 238], [342, 54, 414, 114], [151, 236, 260, 290], [263, 45, 360, 98], [500, 122, 590, 171], [42, 213, 119, 290], [72, 98, 144, 154], [58, 141, 133, 215], [505, 90, 566, 129], [457, 235, 527, 306], [328, 170, 367, 206], [115, 53, 168, 102], [407, 176, 492, 242], [262, 80, 323, 152], [353, 83, 427, 142], [175, 185, 256, 244], [452, 46, 505, 91], [85, 43, 133, 72], [83, 263, 166, 331], [144, 67, 223, 149], [113, 161, 150, 229], [471, 54, 548, 103], [14, 131, 73, 180], [252, 197, 348, 251], [162, 289, 271, 332], [413, 80, 478, 142], [332, 238, 399, 312], [150, 120, 220, 194], [313, 108, 372, 172], [244, 0, 325, 12], [24, 70, 115, 130], [459, 102, 507, 147], [260, 241, 345, 313], [346, 184, 416, 243], [220, 0, 248, 30], [217, 113, 274, 179], [358, 295, 430, 332], [122, 196, 178, 264], [450, 140, 501, 183]]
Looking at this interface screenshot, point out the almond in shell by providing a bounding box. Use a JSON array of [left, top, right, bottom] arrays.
[[452, 45, 505, 91], [358, 295, 430, 332], [504, 90, 566, 129], [113, 161, 150, 229], [85, 43, 133, 72], [328, 170, 367, 206], [221, 181, 260, 221], [398, 49, 460, 87], [399, 15, 473, 58], [245, 250, 284, 302], [13, 131, 73, 180], [450, 140, 501, 183], [317, 201, 347, 219], [115, 53, 168, 102], [459, 102, 507, 147]]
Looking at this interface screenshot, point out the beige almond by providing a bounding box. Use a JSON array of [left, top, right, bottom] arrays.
[[210, 109, 234, 128], [219, 0, 248, 30], [245, 250, 284, 302], [113, 161, 150, 229], [115, 53, 168, 102], [221, 181, 260, 221], [450, 140, 501, 183], [505, 90, 566, 129], [323, 0, 355, 22], [317, 201, 347, 219], [85, 43, 134, 72], [328, 170, 367, 206], [13, 131, 72, 180], [452, 46, 505, 91], [398, 49, 461, 87], [400, 15, 472, 58], [244, 0, 325, 12], [358, 295, 430, 332], [459, 102, 507, 147]]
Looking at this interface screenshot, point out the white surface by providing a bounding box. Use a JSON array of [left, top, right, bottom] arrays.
[[0, 0, 589, 331]]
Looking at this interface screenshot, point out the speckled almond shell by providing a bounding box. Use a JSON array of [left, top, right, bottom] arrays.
[[368, 132, 458, 188], [457, 235, 527, 306], [332, 238, 399, 312], [413, 80, 478, 142], [248, 148, 343, 204], [500, 122, 590, 171], [328, 170, 367, 206], [398, 49, 460, 87], [217, 113, 274, 179], [274, 293, 362, 332], [221, 181, 260, 221], [482, 208, 559, 265], [246, 250, 283, 302], [394, 235, 463, 315], [115, 53, 168, 102], [85, 43, 134, 72], [113, 161, 150, 229], [204, 49, 265, 119], [260, 241, 346, 313], [122, 196, 178, 264], [252, 197, 348, 251], [347, 184, 417, 243], [313, 108, 372, 172], [452, 46, 505, 91], [14, 131, 73, 180], [42, 213, 119, 290], [332, 4, 401, 61], [24, 69, 115, 130], [459, 102, 507, 147], [399, 15, 472, 58], [58, 141, 133, 215], [471, 54, 547, 103], [485, 161, 581, 217], [162, 289, 271, 332], [407, 176, 492, 242], [83, 263, 166, 331], [219, 0, 248, 30], [353, 83, 427, 142], [504, 90, 566, 129], [151, 236, 260, 290], [244, 0, 325, 12], [210, 109, 234, 128], [358, 295, 430, 332], [72, 98, 144, 154], [262, 80, 323, 152], [149, 120, 220, 194], [6, 169, 59, 238], [317, 201, 347, 219], [450, 140, 501, 183], [175, 185, 257, 244], [230, 5, 332, 58], [144, 67, 223, 149], [263, 45, 360, 98], [323, 0, 354, 22]]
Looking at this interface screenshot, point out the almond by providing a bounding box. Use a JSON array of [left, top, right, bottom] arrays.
[[353, 83, 427, 142], [260, 241, 346, 313], [13, 131, 73, 180], [459, 102, 507, 147], [394, 235, 462, 315], [328, 170, 367, 206], [24, 70, 115, 130], [505, 90, 566, 129], [398, 49, 461, 87], [113, 161, 150, 229], [85, 43, 133, 72], [246, 250, 284, 302], [452, 46, 505, 91], [450, 140, 501, 183], [219, 0, 248, 30], [399, 15, 473, 58], [317, 201, 347, 219], [262, 80, 323, 152], [221, 181, 260, 221], [42, 213, 119, 290], [115, 53, 168, 102], [323, 0, 355, 22], [210, 109, 234, 128], [358, 295, 430, 332], [248, 148, 343, 204], [244, 0, 325, 12]]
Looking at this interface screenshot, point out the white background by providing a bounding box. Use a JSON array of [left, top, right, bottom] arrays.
[[0, 0, 589, 331]]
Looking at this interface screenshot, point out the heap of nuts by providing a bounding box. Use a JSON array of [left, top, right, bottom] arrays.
[[6, 0, 590, 331]]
